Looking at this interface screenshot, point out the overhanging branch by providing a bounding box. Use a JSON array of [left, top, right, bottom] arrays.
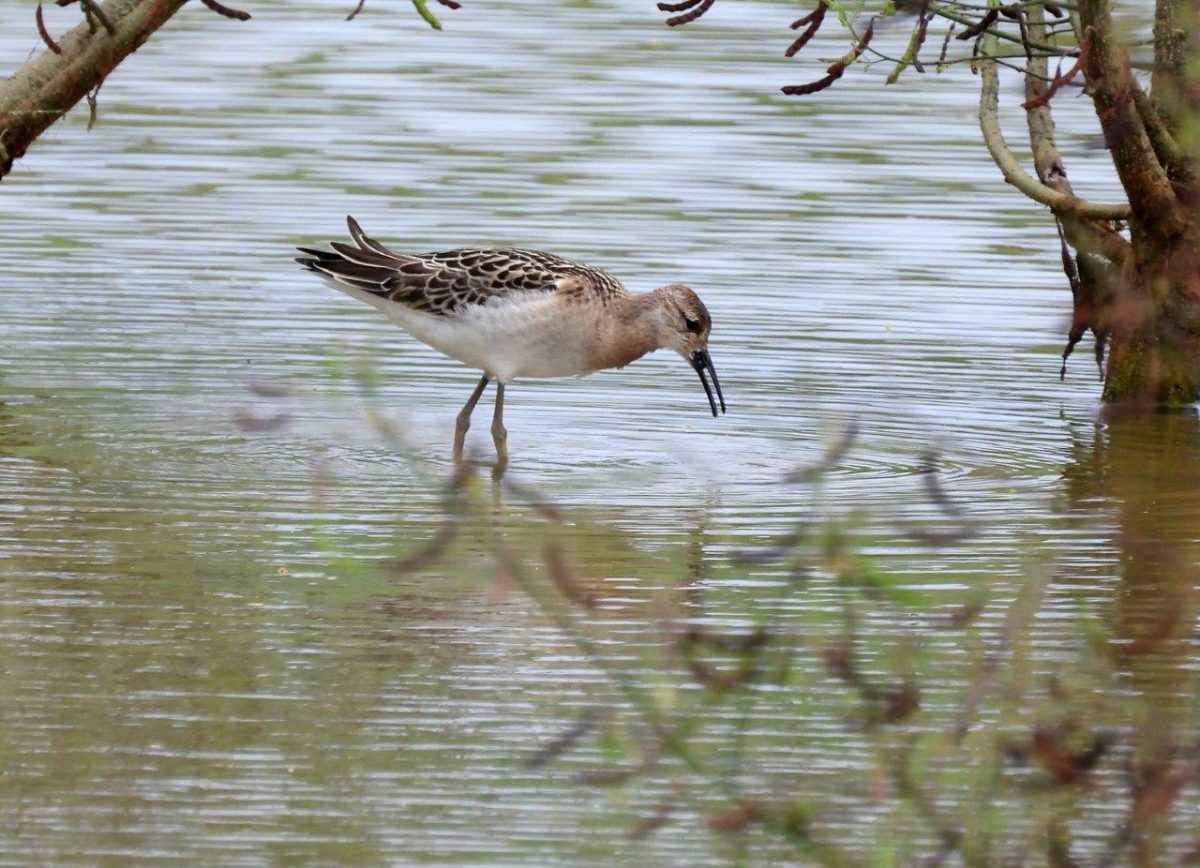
[[1078, 0, 1181, 231], [1131, 78, 1198, 199], [978, 36, 1132, 220], [938, 3, 1073, 56], [0, 0, 193, 179], [1021, 9, 1129, 264]]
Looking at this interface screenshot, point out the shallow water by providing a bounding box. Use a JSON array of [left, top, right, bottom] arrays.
[[1, 0, 1197, 861]]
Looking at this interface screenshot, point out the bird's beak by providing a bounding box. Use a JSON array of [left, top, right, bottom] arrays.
[[690, 349, 726, 417]]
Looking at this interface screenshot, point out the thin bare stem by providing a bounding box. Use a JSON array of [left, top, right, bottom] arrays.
[[35, 4, 63, 54]]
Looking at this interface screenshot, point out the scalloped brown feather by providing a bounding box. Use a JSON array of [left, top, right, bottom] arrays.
[[296, 215, 630, 316]]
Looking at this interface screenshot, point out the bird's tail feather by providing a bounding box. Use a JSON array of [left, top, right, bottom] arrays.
[[295, 215, 407, 294]]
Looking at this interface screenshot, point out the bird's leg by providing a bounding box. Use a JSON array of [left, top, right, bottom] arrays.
[[491, 383, 509, 478], [454, 375, 491, 463]]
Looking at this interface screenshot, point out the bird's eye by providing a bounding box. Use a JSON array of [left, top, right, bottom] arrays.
[[684, 317, 702, 334]]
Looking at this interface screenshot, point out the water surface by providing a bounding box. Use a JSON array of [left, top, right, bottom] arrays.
[[1, 0, 1196, 861]]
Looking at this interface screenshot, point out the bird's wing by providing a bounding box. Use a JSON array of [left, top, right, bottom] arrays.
[[297, 216, 629, 315]]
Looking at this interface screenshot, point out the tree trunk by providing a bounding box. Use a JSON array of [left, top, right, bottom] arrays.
[[1100, 222, 1200, 405], [1078, 0, 1200, 405], [0, 0, 190, 180]]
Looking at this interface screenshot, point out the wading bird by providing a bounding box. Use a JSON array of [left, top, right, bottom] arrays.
[[297, 217, 725, 469]]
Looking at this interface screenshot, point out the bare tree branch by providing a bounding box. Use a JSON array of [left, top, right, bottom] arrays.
[[940, 4, 1070, 55], [978, 34, 1132, 220], [1078, 0, 1181, 231], [0, 0, 194, 179], [1151, 0, 1191, 114], [782, 18, 875, 96], [887, 0, 933, 82], [1020, 37, 1089, 110], [79, 0, 117, 36], [1131, 77, 1198, 198], [785, 2, 827, 58]]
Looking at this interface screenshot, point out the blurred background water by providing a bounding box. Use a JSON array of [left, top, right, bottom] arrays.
[[0, 0, 1196, 861]]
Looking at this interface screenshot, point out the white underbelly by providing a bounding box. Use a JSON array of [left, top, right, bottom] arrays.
[[336, 284, 592, 382]]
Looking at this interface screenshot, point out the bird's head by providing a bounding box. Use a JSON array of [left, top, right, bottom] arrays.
[[651, 283, 726, 418]]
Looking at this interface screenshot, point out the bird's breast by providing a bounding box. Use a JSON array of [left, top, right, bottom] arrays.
[[381, 294, 603, 382]]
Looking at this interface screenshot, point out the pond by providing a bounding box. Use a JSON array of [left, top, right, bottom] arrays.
[[1, 0, 1196, 861]]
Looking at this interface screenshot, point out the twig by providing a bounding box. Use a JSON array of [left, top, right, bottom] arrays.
[[782, 17, 876, 95], [199, 0, 252, 20], [892, 749, 963, 854], [411, 0, 448, 29], [937, 3, 1067, 54], [501, 476, 566, 523], [946, 571, 1048, 744], [911, 1, 932, 72], [866, 46, 1077, 80], [784, 419, 859, 482], [345, 0, 367, 19], [387, 465, 469, 573], [937, 21, 956, 68], [544, 541, 600, 612], [956, 8, 998, 40], [888, 0, 933, 82], [85, 82, 100, 131], [389, 519, 459, 573], [1021, 35, 1089, 110], [660, 0, 716, 26], [785, 1, 827, 57], [996, 3, 1036, 63], [524, 707, 606, 769], [35, 4, 63, 54], [631, 797, 676, 839], [730, 524, 807, 565], [78, 0, 115, 34]]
